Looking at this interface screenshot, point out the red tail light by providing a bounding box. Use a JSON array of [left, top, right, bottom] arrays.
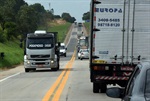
[[93, 66, 105, 70]]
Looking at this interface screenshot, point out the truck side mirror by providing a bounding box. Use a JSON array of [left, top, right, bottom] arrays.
[[24, 49, 26, 55], [58, 42, 61, 47]]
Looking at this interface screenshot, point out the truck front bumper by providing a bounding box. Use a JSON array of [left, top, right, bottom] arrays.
[[24, 59, 58, 69]]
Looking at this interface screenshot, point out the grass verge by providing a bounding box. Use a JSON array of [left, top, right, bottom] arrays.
[[83, 22, 90, 35], [0, 41, 24, 69]]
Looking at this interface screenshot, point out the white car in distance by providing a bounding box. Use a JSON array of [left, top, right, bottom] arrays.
[[59, 43, 67, 57], [78, 49, 89, 60]]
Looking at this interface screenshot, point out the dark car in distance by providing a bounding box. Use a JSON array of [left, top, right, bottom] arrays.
[[106, 61, 150, 101]]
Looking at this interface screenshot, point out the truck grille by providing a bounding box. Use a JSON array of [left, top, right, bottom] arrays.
[[31, 55, 50, 58], [32, 62, 49, 65], [34, 59, 48, 61], [35, 62, 47, 65]]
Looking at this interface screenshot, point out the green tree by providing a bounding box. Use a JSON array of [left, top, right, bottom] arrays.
[[0, 0, 5, 6], [4, 22, 17, 40], [62, 13, 71, 22], [0, 1, 15, 30], [30, 3, 46, 25], [61, 12, 76, 23], [13, 0, 27, 14], [41, 11, 54, 30], [82, 11, 90, 21], [70, 17, 76, 23], [0, 0, 26, 30], [17, 5, 38, 36], [54, 15, 61, 19], [45, 10, 54, 20], [0, 13, 5, 30], [30, 3, 46, 14], [0, 29, 6, 43]]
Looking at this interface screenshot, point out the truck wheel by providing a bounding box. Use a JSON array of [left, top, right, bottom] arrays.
[[25, 68, 30, 72], [93, 83, 99, 93], [57, 63, 60, 70], [64, 53, 66, 57], [100, 83, 107, 93], [51, 68, 57, 71]]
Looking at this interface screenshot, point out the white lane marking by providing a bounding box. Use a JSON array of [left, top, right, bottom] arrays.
[[0, 72, 21, 83]]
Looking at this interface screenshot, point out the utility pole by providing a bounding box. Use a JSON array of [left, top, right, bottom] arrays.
[[49, 3, 54, 14], [49, 3, 51, 11]]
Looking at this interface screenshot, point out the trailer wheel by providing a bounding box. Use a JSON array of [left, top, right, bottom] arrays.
[[25, 68, 30, 72], [100, 83, 107, 93], [93, 83, 99, 93]]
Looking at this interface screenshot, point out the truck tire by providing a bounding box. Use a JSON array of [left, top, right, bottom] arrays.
[[93, 83, 99, 93], [57, 63, 60, 70], [25, 68, 30, 72], [64, 53, 66, 57], [100, 83, 107, 93], [51, 68, 58, 71], [51, 63, 59, 71]]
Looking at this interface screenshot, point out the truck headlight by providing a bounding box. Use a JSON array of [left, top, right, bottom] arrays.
[[27, 61, 30, 64], [51, 60, 54, 64]]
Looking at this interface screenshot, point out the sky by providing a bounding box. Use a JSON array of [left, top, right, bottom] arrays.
[[24, 0, 91, 22]]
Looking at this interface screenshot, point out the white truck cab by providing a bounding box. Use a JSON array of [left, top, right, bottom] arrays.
[[24, 30, 60, 72]]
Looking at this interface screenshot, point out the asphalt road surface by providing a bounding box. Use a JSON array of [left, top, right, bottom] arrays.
[[0, 24, 120, 101]]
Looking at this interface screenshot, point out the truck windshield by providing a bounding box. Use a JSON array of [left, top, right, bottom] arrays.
[[79, 39, 86, 46], [27, 38, 54, 49]]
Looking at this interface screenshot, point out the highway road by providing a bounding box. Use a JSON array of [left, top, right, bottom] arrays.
[[0, 24, 119, 101]]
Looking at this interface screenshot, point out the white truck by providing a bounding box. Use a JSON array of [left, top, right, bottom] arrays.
[[77, 23, 83, 39], [77, 35, 89, 52], [24, 30, 60, 72], [90, 0, 150, 93]]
